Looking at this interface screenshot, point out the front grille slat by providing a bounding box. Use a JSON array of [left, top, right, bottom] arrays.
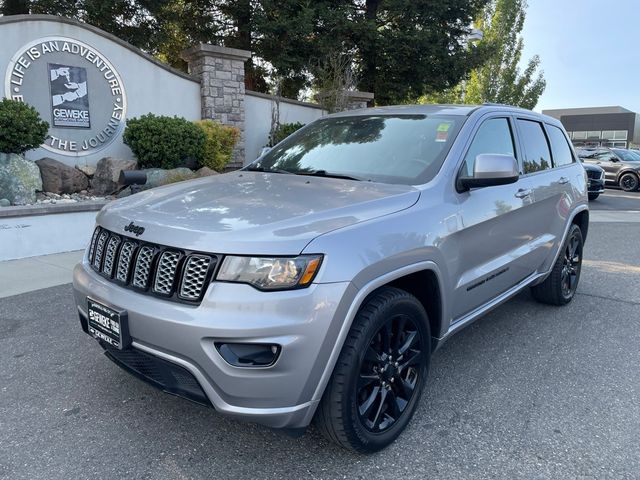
[[179, 255, 212, 300], [116, 241, 136, 283], [93, 230, 109, 270], [132, 246, 155, 289], [90, 227, 216, 304], [88, 227, 100, 263], [153, 251, 181, 295], [102, 235, 121, 277]]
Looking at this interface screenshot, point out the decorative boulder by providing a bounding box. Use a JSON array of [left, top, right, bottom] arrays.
[[196, 166, 218, 177], [36, 158, 89, 194], [0, 153, 43, 205], [143, 167, 195, 189], [76, 164, 96, 178], [143, 168, 170, 189], [91, 157, 137, 195]]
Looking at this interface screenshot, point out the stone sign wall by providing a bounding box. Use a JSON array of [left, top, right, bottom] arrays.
[[0, 15, 201, 168], [1, 15, 372, 172]]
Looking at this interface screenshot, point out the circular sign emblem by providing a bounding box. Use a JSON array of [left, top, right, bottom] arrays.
[[4, 36, 127, 157]]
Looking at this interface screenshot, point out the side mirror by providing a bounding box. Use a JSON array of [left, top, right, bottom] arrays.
[[458, 153, 519, 191]]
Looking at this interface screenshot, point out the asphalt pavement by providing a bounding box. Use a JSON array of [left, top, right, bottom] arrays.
[[589, 187, 640, 211], [1, 189, 639, 480]]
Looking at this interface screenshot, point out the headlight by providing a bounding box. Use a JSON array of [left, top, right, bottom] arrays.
[[216, 255, 323, 290]]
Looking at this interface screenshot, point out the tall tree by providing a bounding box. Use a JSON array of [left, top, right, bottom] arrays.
[[466, 0, 545, 108], [5, 0, 496, 104], [352, 0, 492, 105], [427, 0, 545, 109]]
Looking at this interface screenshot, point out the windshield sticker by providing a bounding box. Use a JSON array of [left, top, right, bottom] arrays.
[[435, 122, 452, 142]]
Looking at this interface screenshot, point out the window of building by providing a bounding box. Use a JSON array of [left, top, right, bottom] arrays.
[[517, 119, 552, 174], [462, 118, 515, 176], [573, 131, 587, 140], [601, 131, 615, 140], [601, 130, 628, 141], [587, 131, 601, 139], [547, 125, 574, 167], [566, 131, 573, 139], [602, 140, 628, 148], [613, 130, 628, 140]]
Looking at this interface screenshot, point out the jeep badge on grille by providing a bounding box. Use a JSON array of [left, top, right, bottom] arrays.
[[124, 222, 145, 237]]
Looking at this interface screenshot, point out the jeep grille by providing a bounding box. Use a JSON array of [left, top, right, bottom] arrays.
[[87, 226, 217, 304]]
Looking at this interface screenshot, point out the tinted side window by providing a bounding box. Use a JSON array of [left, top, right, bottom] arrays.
[[596, 151, 616, 161], [547, 125, 574, 167], [462, 118, 515, 176], [517, 119, 552, 174]]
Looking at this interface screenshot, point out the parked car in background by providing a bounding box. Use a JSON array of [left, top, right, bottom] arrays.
[[577, 147, 640, 191], [580, 161, 605, 200], [611, 148, 640, 162], [73, 105, 589, 453]]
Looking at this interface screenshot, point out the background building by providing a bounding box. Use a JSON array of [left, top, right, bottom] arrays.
[[542, 106, 640, 149]]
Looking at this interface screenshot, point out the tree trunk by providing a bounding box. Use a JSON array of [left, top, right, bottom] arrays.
[[225, 0, 266, 92]]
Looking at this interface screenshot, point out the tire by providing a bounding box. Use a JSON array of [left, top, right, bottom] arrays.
[[531, 224, 583, 306], [314, 287, 430, 453], [619, 172, 639, 192], [588, 193, 600, 201]]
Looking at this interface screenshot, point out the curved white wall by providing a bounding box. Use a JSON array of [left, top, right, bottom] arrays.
[[245, 92, 326, 164]]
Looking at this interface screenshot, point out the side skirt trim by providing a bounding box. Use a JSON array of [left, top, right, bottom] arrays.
[[442, 271, 545, 340]]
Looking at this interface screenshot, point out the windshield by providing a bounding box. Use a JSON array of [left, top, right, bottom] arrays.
[[248, 114, 465, 185], [612, 148, 640, 161]]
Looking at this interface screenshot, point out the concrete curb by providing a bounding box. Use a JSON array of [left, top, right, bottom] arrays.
[[0, 200, 107, 219]]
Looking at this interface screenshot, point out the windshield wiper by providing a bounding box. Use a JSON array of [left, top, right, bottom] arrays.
[[244, 166, 293, 174], [295, 170, 363, 181]]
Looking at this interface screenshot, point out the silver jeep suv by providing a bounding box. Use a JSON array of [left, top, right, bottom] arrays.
[[73, 104, 588, 453]]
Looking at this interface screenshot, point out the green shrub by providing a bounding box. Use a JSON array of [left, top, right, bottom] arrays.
[[269, 122, 305, 146], [0, 98, 49, 154], [123, 114, 205, 169], [194, 120, 240, 171]]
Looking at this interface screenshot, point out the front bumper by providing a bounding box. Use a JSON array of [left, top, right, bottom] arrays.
[[73, 259, 354, 429], [587, 178, 605, 194]]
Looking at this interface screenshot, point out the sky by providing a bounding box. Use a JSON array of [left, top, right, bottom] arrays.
[[520, 0, 640, 113]]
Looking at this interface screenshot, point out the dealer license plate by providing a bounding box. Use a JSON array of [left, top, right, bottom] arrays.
[[87, 298, 129, 349]]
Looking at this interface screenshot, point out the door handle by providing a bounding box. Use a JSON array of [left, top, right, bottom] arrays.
[[558, 176, 569, 184], [515, 188, 532, 199]]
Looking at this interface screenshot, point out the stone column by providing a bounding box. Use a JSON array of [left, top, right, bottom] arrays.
[[182, 44, 251, 170], [316, 90, 375, 112]]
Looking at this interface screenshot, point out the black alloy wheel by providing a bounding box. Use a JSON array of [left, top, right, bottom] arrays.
[[619, 172, 639, 192], [315, 287, 430, 453], [357, 313, 423, 432], [560, 228, 582, 300], [531, 223, 583, 306]]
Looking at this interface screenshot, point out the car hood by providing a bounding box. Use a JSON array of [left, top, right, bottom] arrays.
[[97, 171, 420, 254], [581, 162, 603, 172]]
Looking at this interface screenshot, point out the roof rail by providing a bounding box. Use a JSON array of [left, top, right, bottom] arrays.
[[482, 102, 520, 108]]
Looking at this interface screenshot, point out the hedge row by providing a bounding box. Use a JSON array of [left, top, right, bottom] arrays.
[[123, 114, 239, 171]]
